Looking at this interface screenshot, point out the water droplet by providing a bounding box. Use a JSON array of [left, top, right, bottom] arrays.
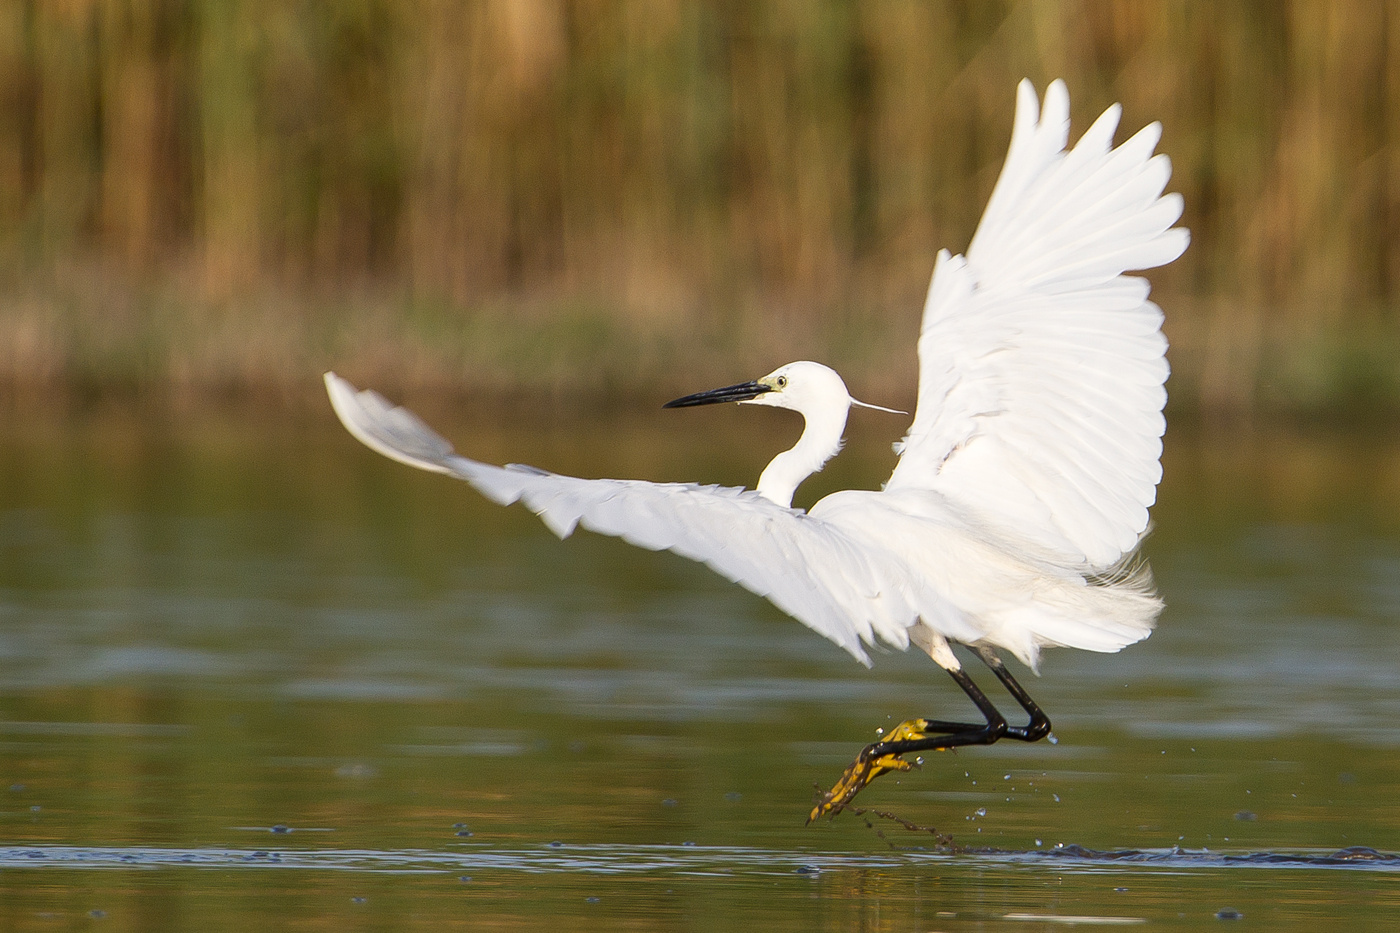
[[351, 897, 366, 905], [455, 830, 473, 837], [662, 798, 678, 807], [723, 792, 742, 802], [459, 876, 472, 883], [88, 910, 106, 919], [586, 896, 600, 904], [1035, 839, 1042, 846], [1047, 733, 1058, 745], [1003, 774, 1010, 780], [1215, 908, 1244, 920], [974, 807, 986, 817], [270, 824, 290, 834], [875, 727, 884, 736], [915, 757, 924, 766], [1052, 794, 1061, 802], [549, 841, 563, 848], [682, 840, 696, 846]]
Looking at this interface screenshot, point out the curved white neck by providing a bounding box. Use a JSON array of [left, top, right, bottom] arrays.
[[756, 404, 849, 508]]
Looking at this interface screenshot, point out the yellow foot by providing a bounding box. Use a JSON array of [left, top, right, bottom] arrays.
[[807, 719, 934, 823]]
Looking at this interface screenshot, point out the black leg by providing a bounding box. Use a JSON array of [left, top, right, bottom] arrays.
[[809, 646, 1053, 821], [868, 649, 1052, 756], [973, 645, 1051, 741], [865, 664, 1011, 759]]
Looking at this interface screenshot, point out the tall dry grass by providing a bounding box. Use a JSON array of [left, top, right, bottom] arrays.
[[1, 1, 1399, 413]]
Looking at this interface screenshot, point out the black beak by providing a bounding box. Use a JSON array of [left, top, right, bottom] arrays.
[[663, 380, 773, 408]]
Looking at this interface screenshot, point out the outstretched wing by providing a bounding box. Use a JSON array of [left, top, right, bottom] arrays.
[[325, 373, 916, 664], [886, 79, 1188, 568]]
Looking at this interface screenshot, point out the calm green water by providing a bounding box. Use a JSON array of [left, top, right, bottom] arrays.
[[2, 402, 1399, 930]]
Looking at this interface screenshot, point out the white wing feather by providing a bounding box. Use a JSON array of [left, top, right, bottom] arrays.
[[325, 372, 915, 664], [886, 79, 1188, 567]]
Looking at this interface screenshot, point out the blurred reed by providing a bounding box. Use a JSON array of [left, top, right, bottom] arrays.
[[0, 1, 1398, 414]]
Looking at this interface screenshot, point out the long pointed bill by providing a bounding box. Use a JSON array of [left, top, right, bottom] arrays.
[[663, 380, 773, 408]]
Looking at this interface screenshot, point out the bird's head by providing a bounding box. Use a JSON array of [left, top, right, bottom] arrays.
[[664, 361, 902, 418]]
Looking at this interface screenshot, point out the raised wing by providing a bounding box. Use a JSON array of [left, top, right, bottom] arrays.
[[325, 373, 916, 664], [885, 79, 1188, 568]]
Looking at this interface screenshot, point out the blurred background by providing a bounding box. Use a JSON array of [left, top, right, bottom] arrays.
[[5, 6, 1400, 923], [0, 1, 1397, 416]]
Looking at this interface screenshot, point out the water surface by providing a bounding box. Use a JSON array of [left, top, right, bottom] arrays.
[[1, 403, 1399, 929]]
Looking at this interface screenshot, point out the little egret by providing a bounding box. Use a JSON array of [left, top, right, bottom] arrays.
[[325, 79, 1188, 821]]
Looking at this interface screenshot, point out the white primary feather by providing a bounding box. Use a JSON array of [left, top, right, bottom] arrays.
[[326, 80, 1185, 671], [887, 78, 1188, 569]]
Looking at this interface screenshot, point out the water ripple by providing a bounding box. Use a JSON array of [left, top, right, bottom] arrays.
[[3, 843, 1397, 875]]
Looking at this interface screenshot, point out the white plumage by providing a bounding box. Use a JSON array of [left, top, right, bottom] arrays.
[[325, 78, 1186, 680]]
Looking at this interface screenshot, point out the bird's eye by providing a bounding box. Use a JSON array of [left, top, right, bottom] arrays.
[[776, 375, 787, 388]]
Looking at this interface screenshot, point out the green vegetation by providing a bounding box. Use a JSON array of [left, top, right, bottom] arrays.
[[0, 2, 1397, 414]]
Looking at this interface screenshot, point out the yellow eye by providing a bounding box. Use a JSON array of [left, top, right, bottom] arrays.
[[776, 375, 787, 388]]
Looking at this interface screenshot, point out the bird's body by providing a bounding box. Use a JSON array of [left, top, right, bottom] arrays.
[[326, 79, 1187, 819]]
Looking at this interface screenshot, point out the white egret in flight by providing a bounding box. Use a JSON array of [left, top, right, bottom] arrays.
[[325, 79, 1188, 821]]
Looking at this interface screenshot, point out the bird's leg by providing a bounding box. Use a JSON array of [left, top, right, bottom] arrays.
[[973, 645, 1051, 741], [809, 668, 1003, 823], [809, 651, 1052, 822]]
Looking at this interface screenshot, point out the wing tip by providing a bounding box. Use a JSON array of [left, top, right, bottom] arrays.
[[1042, 78, 1069, 122], [323, 370, 463, 476]]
